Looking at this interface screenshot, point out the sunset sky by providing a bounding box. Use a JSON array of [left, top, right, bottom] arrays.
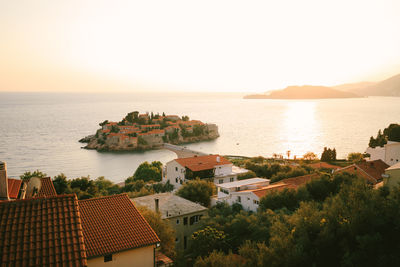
[[1, 0, 399, 93]]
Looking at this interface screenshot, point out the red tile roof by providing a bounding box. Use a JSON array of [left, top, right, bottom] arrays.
[[37, 177, 57, 197], [7, 178, 22, 199], [0, 194, 87, 266], [78, 194, 160, 258], [307, 162, 341, 170], [175, 155, 232, 172], [279, 173, 320, 186], [251, 173, 319, 199], [252, 183, 296, 198], [155, 251, 173, 266], [139, 129, 165, 136], [336, 160, 389, 184]]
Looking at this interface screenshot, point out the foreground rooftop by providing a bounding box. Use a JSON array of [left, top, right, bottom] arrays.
[[132, 192, 207, 219]]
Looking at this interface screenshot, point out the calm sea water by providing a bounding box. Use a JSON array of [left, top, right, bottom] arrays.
[[1, 92, 399, 182]]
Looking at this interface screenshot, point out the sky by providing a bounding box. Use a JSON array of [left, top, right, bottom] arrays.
[[1, 0, 399, 93]]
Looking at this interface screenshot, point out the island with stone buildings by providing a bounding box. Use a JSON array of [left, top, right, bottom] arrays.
[[79, 111, 219, 151]]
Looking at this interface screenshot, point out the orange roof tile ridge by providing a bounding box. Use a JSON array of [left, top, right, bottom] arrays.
[[78, 193, 129, 202], [128, 196, 160, 244], [1, 193, 77, 204]]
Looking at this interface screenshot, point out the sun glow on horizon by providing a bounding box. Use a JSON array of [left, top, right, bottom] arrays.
[[1, 0, 400, 93]]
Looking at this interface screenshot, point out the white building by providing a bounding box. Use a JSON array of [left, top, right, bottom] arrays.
[[214, 178, 270, 212], [214, 174, 319, 212], [366, 141, 400, 166], [163, 154, 247, 189]]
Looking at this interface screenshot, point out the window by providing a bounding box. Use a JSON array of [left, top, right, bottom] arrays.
[[190, 215, 200, 225], [176, 219, 180, 224], [184, 236, 187, 249], [253, 200, 259, 204], [175, 178, 178, 183], [237, 196, 241, 203], [230, 177, 234, 182], [104, 254, 112, 262], [184, 217, 188, 225], [175, 238, 179, 243], [219, 179, 223, 184], [175, 167, 178, 171]]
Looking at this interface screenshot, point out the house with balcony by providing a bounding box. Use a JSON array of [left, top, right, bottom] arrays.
[[214, 178, 270, 212], [214, 174, 320, 212], [163, 154, 247, 189]]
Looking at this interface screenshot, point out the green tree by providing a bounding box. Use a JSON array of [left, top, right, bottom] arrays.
[[20, 170, 47, 182], [69, 176, 98, 199], [237, 170, 257, 180], [270, 166, 309, 183], [320, 147, 336, 162], [133, 161, 162, 182], [347, 152, 364, 163], [137, 206, 176, 258], [138, 136, 148, 145], [177, 179, 214, 207], [302, 152, 318, 162], [99, 120, 109, 126], [259, 187, 308, 212], [53, 173, 69, 194], [194, 251, 246, 267], [94, 176, 120, 195], [384, 123, 400, 142], [190, 226, 228, 258], [110, 125, 120, 133]]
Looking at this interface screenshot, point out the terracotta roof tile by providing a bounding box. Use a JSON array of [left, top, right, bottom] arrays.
[[155, 251, 173, 265], [336, 160, 389, 184], [307, 162, 341, 170], [0, 194, 87, 266], [175, 155, 231, 172], [252, 183, 296, 198], [251, 173, 319, 199], [7, 178, 22, 199], [78, 194, 160, 258], [279, 173, 320, 186], [37, 177, 57, 197]]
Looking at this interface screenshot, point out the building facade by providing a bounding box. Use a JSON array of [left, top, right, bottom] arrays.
[[132, 193, 208, 252], [366, 141, 400, 166]]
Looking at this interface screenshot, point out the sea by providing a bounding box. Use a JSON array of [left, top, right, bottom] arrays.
[[1, 92, 399, 183]]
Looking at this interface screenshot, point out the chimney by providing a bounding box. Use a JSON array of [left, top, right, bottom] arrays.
[[19, 182, 27, 199], [0, 161, 9, 200], [155, 198, 159, 213], [216, 156, 220, 163]]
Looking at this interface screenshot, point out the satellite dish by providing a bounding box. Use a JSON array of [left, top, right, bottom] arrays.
[[25, 177, 42, 198]]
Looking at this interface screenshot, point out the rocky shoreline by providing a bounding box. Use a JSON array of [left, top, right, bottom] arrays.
[[79, 112, 219, 152]]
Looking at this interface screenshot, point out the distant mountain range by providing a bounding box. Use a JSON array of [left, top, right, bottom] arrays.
[[244, 72, 400, 99], [244, 85, 360, 99], [339, 73, 400, 96]]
